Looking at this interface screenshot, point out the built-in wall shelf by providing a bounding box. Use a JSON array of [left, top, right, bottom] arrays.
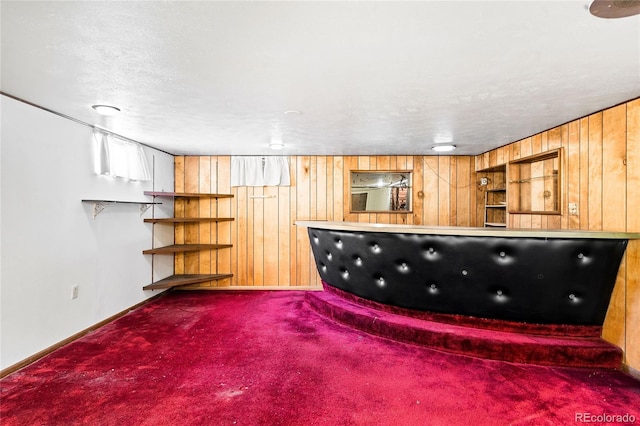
[[143, 243, 233, 255], [82, 199, 162, 218], [483, 189, 507, 227], [507, 149, 561, 215], [143, 273, 234, 290], [477, 166, 507, 228], [144, 217, 235, 224], [143, 191, 235, 290]]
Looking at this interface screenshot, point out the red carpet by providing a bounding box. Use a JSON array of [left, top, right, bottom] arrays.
[[306, 284, 622, 368], [2, 290, 639, 425]]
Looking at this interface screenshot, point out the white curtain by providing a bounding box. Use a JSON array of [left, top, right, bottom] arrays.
[[231, 156, 290, 187], [93, 131, 151, 181], [263, 156, 290, 186]]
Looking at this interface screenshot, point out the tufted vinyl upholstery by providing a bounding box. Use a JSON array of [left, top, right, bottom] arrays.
[[307, 228, 628, 325]]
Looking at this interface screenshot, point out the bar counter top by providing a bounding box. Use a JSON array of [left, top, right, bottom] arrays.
[[296, 221, 640, 240]]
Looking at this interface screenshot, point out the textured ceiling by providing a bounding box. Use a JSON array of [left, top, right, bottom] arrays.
[[1, 1, 639, 156]]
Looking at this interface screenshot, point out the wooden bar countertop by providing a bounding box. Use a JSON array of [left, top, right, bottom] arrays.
[[295, 221, 640, 240]]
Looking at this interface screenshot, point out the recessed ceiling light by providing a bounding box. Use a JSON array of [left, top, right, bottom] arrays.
[[269, 142, 285, 150], [91, 104, 121, 116], [431, 145, 456, 152]]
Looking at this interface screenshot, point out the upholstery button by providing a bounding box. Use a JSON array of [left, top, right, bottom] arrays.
[[428, 247, 435, 253], [342, 269, 350, 279], [461, 269, 468, 276], [499, 251, 506, 257], [326, 252, 332, 261], [335, 239, 343, 249], [376, 277, 385, 287], [354, 256, 362, 266], [577, 253, 584, 259], [496, 290, 503, 296], [430, 283, 437, 290], [569, 293, 576, 300]]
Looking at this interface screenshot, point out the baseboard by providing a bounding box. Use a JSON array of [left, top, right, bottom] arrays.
[[177, 285, 324, 291], [0, 291, 168, 379], [622, 364, 640, 381]]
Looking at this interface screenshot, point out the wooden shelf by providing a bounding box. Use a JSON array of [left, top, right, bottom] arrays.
[[144, 217, 235, 224], [143, 274, 234, 290], [479, 165, 507, 228], [143, 244, 233, 254], [509, 174, 558, 184], [508, 149, 561, 215], [484, 222, 507, 227], [143, 190, 235, 290], [144, 191, 233, 198]]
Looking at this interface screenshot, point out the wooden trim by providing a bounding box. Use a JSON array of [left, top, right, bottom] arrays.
[[621, 364, 640, 381], [175, 285, 323, 291], [0, 291, 168, 379], [349, 169, 414, 214], [144, 217, 234, 223], [508, 210, 562, 215]]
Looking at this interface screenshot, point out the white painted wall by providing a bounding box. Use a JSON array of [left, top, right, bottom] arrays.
[[0, 96, 175, 370]]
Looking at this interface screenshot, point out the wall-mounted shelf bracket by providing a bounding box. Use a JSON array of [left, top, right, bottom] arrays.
[[93, 201, 107, 218], [82, 200, 162, 219], [139, 203, 153, 216]]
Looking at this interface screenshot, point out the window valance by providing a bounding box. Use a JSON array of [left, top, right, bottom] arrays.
[[231, 156, 290, 187]]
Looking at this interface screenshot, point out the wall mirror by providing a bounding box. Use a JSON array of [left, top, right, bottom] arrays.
[[350, 171, 412, 212], [508, 149, 562, 214]]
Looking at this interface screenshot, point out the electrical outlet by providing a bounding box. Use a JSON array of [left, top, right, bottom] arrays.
[[71, 285, 79, 299], [568, 203, 578, 216]]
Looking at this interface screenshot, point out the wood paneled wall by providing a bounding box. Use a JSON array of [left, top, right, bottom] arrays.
[[476, 98, 640, 372], [173, 155, 477, 290], [172, 98, 638, 372]]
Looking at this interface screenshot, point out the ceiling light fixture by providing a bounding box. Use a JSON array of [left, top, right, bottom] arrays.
[[431, 145, 456, 152], [269, 142, 285, 150], [589, 0, 640, 18], [92, 104, 121, 116]]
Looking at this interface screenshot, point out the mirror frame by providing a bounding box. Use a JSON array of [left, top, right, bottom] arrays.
[[349, 170, 413, 213]]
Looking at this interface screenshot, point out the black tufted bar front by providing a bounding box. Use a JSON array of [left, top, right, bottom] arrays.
[[301, 222, 631, 326]]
